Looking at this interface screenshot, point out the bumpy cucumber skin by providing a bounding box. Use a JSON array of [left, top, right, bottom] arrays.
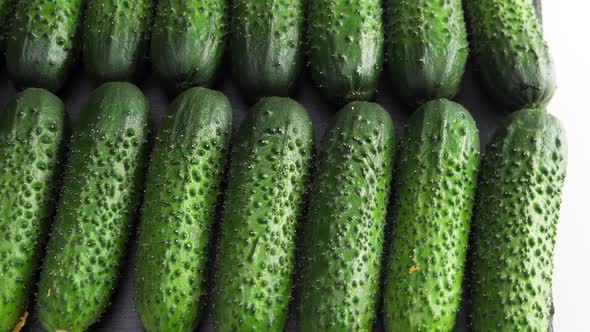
[[383, 99, 480, 331], [83, 0, 153, 83], [135, 87, 232, 332], [386, 0, 468, 107], [308, 0, 384, 105], [7, 0, 84, 92], [465, 0, 555, 110], [0, 89, 66, 332], [37, 82, 150, 332], [470, 109, 567, 332], [151, 0, 227, 93], [213, 97, 313, 331], [0, 0, 14, 66], [231, 0, 304, 102], [298, 102, 395, 331]]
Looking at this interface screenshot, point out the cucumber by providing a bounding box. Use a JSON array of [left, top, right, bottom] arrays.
[[383, 99, 480, 331], [470, 109, 567, 331], [82, 0, 153, 83], [7, 0, 84, 92], [386, 0, 468, 107], [465, 0, 555, 110], [298, 101, 395, 331], [0, 0, 14, 66], [151, 0, 228, 93], [231, 0, 304, 102], [213, 97, 313, 331], [308, 0, 384, 104], [37, 82, 150, 332], [135, 87, 232, 332], [0, 89, 66, 332]]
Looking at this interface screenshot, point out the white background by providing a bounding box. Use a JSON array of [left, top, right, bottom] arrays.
[[543, 1, 590, 330]]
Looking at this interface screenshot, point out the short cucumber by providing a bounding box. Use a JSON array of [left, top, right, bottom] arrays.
[[0, 89, 66, 332], [135, 87, 232, 332], [470, 109, 567, 331], [308, 0, 384, 104], [82, 0, 153, 83], [37, 82, 150, 332], [383, 99, 480, 331], [298, 101, 395, 331], [151, 0, 228, 93], [7, 0, 84, 92], [385, 0, 469, 107], [231, 0, 304, 102], [213, 97, 313, 331]]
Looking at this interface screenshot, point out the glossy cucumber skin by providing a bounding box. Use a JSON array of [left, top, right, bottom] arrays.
[[308, 0, 384, 105], [470, 109, 567, 332], [383, 99, 480, 331], [213, 97, 313, 331], [37, 82, 150, 332], [135, 87, 232, 332], [386, 0, 468, 107], [0, 89, 66, 332], [298, 102, 395, 331], [7, 0, 84, 92], [465, 0, 555, 110], [83, 0, 153, 83], [231, 0, 304, 102], [151, 0, 228, 93]]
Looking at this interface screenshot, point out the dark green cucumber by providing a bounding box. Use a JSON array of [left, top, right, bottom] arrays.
[[231, 0, 304, 102], [298, 102, 395, 331], [386, 0, 468, 107], [308, 0, 384, 104], [383, 99, 480, 331], [7, 0, 84, 92], [465, 0, 555, 110], [83, 0, 153, 83], [151, 0, 228, 93], [213, 97, 313, 331], [37, 82, 150, 332], [135, 87, 232, 332], [0, 0, 14, 66], [0, 89, 66, 332], [470, 109, 567, 331]]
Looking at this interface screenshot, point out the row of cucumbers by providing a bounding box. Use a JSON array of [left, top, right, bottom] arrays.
[[0, 0, 552, 110], [0, 83, 566, 332]]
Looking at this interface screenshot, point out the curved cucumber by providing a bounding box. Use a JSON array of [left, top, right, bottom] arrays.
[[7, 0, 84, 92], [151, 0, 228, 93], [83, 0, 153, 83], [213, 97, 313, 331], [383, 99, 480, 331], [386, 0, 468, 107], [470, 109, 567, 331], [135, 87, 232, 332], [37, 82, 150, 332], [0, 89, 66, 332], [308, 0, 384, 104], [465, 0, 555, 110], [231, 0, 304, 102], [298, 101, 395, 331]]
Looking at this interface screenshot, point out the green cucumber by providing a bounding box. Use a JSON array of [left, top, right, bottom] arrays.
[[298, 101, 395, 331], [470, 109, 567, 331], [0, 89, 66, 332], [37, 82, 150, 332], [213, 97, 313, 331], [308, 0, 384, 104], [231, 0, 304, 102], [0, 0, 14, 66], [383, 99, 480, 331], [385, 0, 469, 107], [465, 0, 555, 110], [135, 87, 232, 332], [7, 0, 84, 92], [151, 0, 228, 93], [82, 0, 153, 83]]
